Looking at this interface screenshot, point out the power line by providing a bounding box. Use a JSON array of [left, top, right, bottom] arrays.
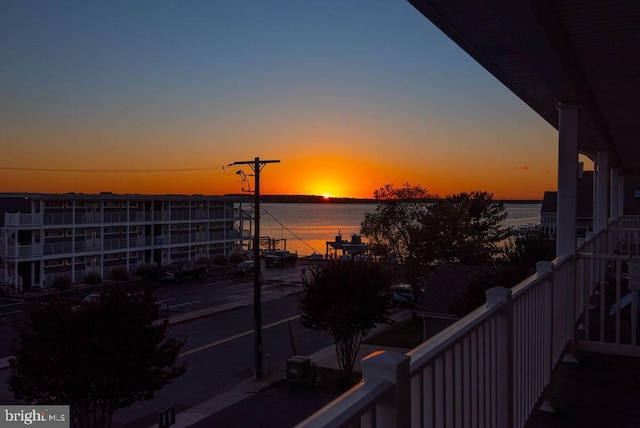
[[262, 209, 321, 254], [0, 166, 225, 173]]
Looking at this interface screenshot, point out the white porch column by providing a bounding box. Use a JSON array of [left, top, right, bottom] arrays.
[[556, 103, 580, 257], [610, 168, 621, 220], [617, 173, 625, 217], [594, 151, 609, 233]]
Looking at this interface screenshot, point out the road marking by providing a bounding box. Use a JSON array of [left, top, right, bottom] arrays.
[[0, 302, 24, 309], [0, 310, 23, 317], [203, 280, 236, 287], [170, 300, 201, 309], [179, 314, 301, 358], [224, 283, 252, 290]]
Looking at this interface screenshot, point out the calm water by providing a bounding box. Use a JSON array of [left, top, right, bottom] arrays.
[[258, 202, 541, 257]]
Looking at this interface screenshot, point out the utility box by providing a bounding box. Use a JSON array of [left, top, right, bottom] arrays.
[[285, 356, 311, 385]]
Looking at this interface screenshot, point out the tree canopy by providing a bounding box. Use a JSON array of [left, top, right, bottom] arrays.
[[361, 185, 509, 273], [298, 261, 393, 379], [450, 229, 556, 316], [9, 288, 185, 428], [361, 183, 432, 263]]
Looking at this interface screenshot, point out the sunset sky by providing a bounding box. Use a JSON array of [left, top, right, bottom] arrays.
[[2, 1, 568, 200]]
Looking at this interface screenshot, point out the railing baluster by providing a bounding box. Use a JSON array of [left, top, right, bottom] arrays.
[[615, 260, 622, 344], [462, 336, 471, 428]]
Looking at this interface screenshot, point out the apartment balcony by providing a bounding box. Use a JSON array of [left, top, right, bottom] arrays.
[[298, 217, 640, 427], [4, 213, 43, 227]]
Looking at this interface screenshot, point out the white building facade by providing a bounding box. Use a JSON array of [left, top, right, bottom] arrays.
[[0, 193, 246, 290]]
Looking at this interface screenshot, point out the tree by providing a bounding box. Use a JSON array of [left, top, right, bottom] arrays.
[[361, 183, 432, 265], [298, 261, 393, 380], [450, 228, 556, 317], [9, 288, 186, 428], [502, 228, 556, 273], [422, 191, 510, 265], [362, 186, 509, 270], [361, 183, 432, 289]]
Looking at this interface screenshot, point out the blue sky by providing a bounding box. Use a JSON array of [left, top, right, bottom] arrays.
[[1, 1, 559, 198]]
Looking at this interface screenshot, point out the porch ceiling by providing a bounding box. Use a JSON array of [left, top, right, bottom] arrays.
[[408, 0, 640, 174]]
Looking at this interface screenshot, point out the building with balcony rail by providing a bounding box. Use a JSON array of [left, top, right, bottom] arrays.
[[298, 1, 640, 427], [540, 168, 594, 239], [0, 193, 246, 290]]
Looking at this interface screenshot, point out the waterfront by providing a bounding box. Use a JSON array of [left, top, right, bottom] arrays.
[[257, 202, 542, 257]]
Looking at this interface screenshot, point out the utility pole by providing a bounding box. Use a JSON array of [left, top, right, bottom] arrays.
[[231, 157, 280, 379]]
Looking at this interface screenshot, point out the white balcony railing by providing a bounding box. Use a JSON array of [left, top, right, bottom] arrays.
[[4, 213, 43, 226], [299, 218, 640, 428], [299, 258, 573, 428]]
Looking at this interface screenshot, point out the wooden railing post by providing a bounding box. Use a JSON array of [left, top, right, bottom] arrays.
[[361, 350, 410, 428], [485, 287, 513, 428]]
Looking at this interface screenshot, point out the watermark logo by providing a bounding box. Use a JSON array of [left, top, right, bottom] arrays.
[[1, 406, 69, 427]]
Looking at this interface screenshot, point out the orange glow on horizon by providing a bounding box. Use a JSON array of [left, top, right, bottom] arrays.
[[0, 152, 560, 201]]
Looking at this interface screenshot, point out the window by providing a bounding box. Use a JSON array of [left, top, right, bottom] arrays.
[[45, 230, 65, 238], [45, 258, 70, 267]]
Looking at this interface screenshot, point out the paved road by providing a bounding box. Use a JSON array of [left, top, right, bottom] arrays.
[[111, 293, 333, 427], [0, 262, 334, 428], [0, 262, 310, 355]]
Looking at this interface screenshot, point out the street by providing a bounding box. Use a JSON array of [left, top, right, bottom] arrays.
[[0, 262, 335, 427]]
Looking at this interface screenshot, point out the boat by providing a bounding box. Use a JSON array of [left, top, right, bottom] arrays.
[[325, 232, 368, 257]]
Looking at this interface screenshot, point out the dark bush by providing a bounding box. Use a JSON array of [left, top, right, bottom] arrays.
[[196, 256, 212, 268], [136, 263, 161, 280], [136, 264, 153, 277], [212, 254, 228, 266], [110, 267, 129, 282], [229, 252, 246, 264], [52, 275, 72, 290], [85, 272, 102, 285]]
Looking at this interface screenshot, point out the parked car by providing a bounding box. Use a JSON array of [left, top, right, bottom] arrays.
[[158, 261, 206, 283], [231, 260, 254, 276], [265, 251, 298, 267], [390, 283, 416, 306], [73, 291, 163, 319]]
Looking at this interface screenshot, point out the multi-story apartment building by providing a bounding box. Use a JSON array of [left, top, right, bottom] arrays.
[[0, 193, 247, 290]]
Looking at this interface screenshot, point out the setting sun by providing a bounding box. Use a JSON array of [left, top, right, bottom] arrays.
[[322, 194, 331, 200]]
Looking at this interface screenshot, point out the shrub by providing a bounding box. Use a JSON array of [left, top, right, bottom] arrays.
[[52, 275, 72, 290], [136, 264, 160, 280], [136, 264, 154, 278], [212, 254, 228, 266], [85, 272, 102, 285], [196, 256, 212, 268], [229, 252, 246, 264], [110, 267, 129, 282]]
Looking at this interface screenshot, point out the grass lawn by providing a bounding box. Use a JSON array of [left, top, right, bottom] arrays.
[[308, 319, 424, 392], [364, 317, 424, 349]]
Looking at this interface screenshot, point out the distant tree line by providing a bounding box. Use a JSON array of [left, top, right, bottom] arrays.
[[225, 194, 378, 204]]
